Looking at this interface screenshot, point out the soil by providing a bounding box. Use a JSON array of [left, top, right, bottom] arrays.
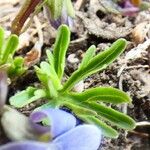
[[0, 0, 150, 150]]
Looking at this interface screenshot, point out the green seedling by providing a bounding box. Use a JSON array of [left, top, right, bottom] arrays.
[[10, 25, 136, 138], [0, 27, 26, 78]]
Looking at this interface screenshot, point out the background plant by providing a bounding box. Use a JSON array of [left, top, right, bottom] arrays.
[[99, 0, 150, 16], [10, 25, 135, 138], [11, 0, 75, 35], [0, 27, 26, 78]]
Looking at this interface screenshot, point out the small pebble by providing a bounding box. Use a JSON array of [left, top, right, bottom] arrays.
[[67, 54, 79, 64], [73, 80, 84, 93]]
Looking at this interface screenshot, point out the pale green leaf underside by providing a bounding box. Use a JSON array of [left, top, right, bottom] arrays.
[[69, 87, 131, 104], [10, 87, 46, 108]]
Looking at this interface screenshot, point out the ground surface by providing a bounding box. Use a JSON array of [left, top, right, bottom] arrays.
[[0, 0, 150, 149]]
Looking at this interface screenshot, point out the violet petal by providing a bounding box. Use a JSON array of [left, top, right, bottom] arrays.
[[30, 108, 76, 138], [53, 125, 102, 150], [44, 5, 61, 29], [121, 7, 139, 16], [0, 141, 57, 150], [0, 71, 7, 109], [119, 0, 139, 16], [44, 4, 74, 29]]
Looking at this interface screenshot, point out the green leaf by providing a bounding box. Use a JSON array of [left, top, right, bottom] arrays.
[[140, 2, 150, 10], [8, 57, 26, 77], [35, 66, 48, 85], [78, 115, 118, 138], [9, 87, 46, 108], [40, 61, 62, 89], [35, 66, 57, 98], [46, 50, 54, 67], [1, 34, 19, 64], [47, 80, 58, 98], [0, 26, 4, 52], [46, 0, 63, 19], [64, 0, 75, 17], [35, 63, 60, 98], [69, 87, 131, 104], [63, 101, 97, 116], [62, 38, 127, 92], [84, 102, 136, 130], [79, 45, 96, 70], [53, 25, 70, 79]]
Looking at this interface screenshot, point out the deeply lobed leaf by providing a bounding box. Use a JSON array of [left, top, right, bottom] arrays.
[[62, 39, 127, 92], [9, 24, 136, 139]]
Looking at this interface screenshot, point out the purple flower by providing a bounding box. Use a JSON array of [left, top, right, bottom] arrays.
[[1, 108, 102, 150], [119, 0, 139, 16], [0, 71, 7, 110], [45, 6, 74, 29], [0, 71, 8, 109], [44, 0, 75, 29]]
